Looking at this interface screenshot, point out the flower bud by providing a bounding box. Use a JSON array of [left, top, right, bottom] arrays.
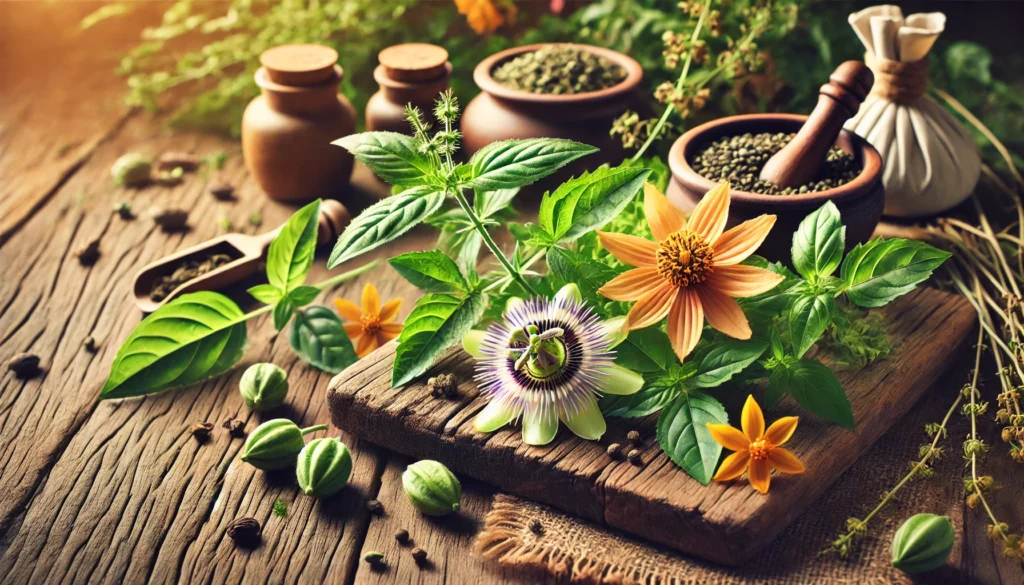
[[891, 513, 954, 574], [111, 153, 152, 187], [296, 438, 353, 497], [241, 419, 326, 470], [402, 460, 461, 516], [240, 363, 288, 412]]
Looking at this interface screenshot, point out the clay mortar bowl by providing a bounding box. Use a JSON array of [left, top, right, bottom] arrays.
[[666, 114, 884, 262], [462, 43, 643, 187]]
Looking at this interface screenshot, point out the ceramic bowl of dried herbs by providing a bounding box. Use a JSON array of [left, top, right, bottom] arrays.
[[461, 43, 643, 180], [666, 113, 884, 262]]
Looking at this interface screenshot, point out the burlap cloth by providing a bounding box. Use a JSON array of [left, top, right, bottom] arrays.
[[475, 381, 969, 584]]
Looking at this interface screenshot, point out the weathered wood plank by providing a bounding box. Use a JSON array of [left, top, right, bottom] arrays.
[[327, 286, 978, 564]]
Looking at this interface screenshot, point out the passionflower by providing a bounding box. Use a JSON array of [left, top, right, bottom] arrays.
[[707, 395, 805, 494], [463, 284, 642, 446], [597, 182, 784, 362]]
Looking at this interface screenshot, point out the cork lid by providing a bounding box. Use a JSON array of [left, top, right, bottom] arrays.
[[378, 43, 449, 82], [260, 44, 340, 86]]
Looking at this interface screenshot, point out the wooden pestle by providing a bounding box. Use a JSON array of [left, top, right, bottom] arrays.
[[759, 61, 874, 190]]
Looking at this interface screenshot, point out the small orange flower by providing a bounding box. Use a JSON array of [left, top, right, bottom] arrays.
[[455, 0, 514, 34], [706, 395, 804, 494], [597, 182, 784, 362], [334, 284, 403, 358]]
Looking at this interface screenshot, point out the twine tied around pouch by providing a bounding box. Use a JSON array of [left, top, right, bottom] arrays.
[[865, 52, 929, 104]]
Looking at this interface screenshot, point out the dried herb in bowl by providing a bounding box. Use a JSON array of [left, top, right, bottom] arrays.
[[492, 45, 626, 95], [691, 132, 859, 195]]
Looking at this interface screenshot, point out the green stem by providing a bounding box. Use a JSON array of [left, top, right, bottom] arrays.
[[301, 424, 328, 436], [451, 188, 538, 296]]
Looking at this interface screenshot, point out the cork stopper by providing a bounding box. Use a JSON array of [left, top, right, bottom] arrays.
[[317, 199, 352, 245], [378, 43, 449, 83], [260, 44, 339, 87]]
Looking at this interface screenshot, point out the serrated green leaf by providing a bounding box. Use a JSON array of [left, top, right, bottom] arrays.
[[656, 391, 728, 485], [614, 327, 674, 373], [764, 366, 788, 408], [333, 132, 435, 186], [841, 238, 952, 308], [792, 201, 845, 279], [389, 251, 468, 293], [695, 339, 768, 388], [789, 293, 836, 358], [547, 246, 623, 308], [100, 292, 248, 399], [600, 381, 681, 418], [466, 138, 597, 191], [248, 284, 282, 305], [474, 188, 519, 218], [538, 166, 651, 242], [787, 358, 855, 429], [437, 224, 482, 278], [290, 306, 358, 375], [267, 199, 319, 294], [327, 189, 445, 268], [392, 292, 487, 387]]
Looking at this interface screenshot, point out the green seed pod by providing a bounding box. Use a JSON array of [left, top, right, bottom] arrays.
[[402, 460, 461, 516], [111, 153, 152, 187], [891, 513, 955, 574], [240, 419, 327, 470], [239, 363, 288, 412], [296, 438, 353, 497]]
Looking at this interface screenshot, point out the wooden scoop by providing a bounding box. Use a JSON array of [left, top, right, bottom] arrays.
[[759, 61, 874, 190], [132, 199, 351, 313]]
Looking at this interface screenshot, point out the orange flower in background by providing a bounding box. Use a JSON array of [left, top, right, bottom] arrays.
[[597, 182, 784, 362], [455, 0, 514, 34], [334, 284, 403, 357], [707, 395, 804, 494]]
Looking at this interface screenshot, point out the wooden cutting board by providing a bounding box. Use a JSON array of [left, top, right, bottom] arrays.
[[326, 286, 975, 565]]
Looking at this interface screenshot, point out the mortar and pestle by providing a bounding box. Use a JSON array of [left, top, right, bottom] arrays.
[[132, 200, 351, 313], [666, 61, 884, 262]]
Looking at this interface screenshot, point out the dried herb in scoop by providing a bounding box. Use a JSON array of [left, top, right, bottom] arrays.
[[149, 253, 235, 302], [492, 45, 626, 95]]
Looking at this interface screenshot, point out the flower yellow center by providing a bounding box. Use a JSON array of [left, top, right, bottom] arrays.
[[361, 315, 381, 334], [748, 438, 774, 460], [656, 229, 714, 287]]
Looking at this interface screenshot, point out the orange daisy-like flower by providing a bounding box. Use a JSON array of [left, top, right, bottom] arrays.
[[597, 182, 784, 362], [334, 284, 403, 358], [707, 395, 805, 494]]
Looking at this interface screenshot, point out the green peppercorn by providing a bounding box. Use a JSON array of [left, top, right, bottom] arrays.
[[402, 460, 462, 516], [891, 513, 955, 574], [296, 438, 353, 497], [239, 363, 288, 412], [240, 419, 327, 471]]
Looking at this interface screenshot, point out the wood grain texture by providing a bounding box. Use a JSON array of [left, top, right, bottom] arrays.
[[328, 286, 977, 564]]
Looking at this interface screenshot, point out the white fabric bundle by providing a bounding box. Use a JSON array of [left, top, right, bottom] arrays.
[[844, 5, 980, 217]]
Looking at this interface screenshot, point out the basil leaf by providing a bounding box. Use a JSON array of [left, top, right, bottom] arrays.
[[290, 306, 358, 375], [100, 292, 248, 399], [474, 188, 519, 218], [327, 189, 445, 268], [547, 246, 623, 307], [509, 223, 556, 247], [392, 292, 487, 387], [614, 327, 674, 374], [333, 132, 435, 187], [787, 358, 855, 429], [466, 138, 597, 190], [288, 285, 321, 307], [656, 391, 728, 485], [764, 365, 788, 408], [600, 380, 681, 418], [248, 284, 282, 305], [789, 293, 836, 358], [792, 201, 845, 280], [389, 251, 469, 293], [538, 166, 651, 242], [437, 224, 482, 278], [695, 339, 769, 388], [267, 199, 320, 294], [841, 238, 952, 308], [273, 296, 297, 332]]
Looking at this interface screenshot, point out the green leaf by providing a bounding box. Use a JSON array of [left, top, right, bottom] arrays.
[[437, 225, 482, 278], [787, 358, 855, 429], [695, 339, 769, 388], [288, 285, 321, 307], [792, 201, 845, 280], [474, 188, 519, 218], [614, 327, 674, 374], [267, 199, 320, 294], [389, 251, 469, 293], [841, 238, 952, 308], [538, 166, 651, 242], [327, 189, 445, 268], [100, 292, 248, 399], [248, 284, 282, 305], [764, 366, 788, 408], [789, 293, 836, 358], [290, 306, 358, 375], [273, 296, 297, 332], [547, 246, 623, 306], [656, 391, 728, 485], [333, 132, 435, 186], [600, 381, 681, 418], [466, 138, 597, 191], [392, 292, 487, 387]]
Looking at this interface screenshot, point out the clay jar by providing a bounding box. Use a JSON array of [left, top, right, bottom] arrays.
[[242, 44, 356, 203], [366, 43, 452, 133], [461, 43, 642, 180], [666, 114, 884, 262]]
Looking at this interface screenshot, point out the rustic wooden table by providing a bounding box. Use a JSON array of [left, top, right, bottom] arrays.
[[1, 3, 1021, 584]]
